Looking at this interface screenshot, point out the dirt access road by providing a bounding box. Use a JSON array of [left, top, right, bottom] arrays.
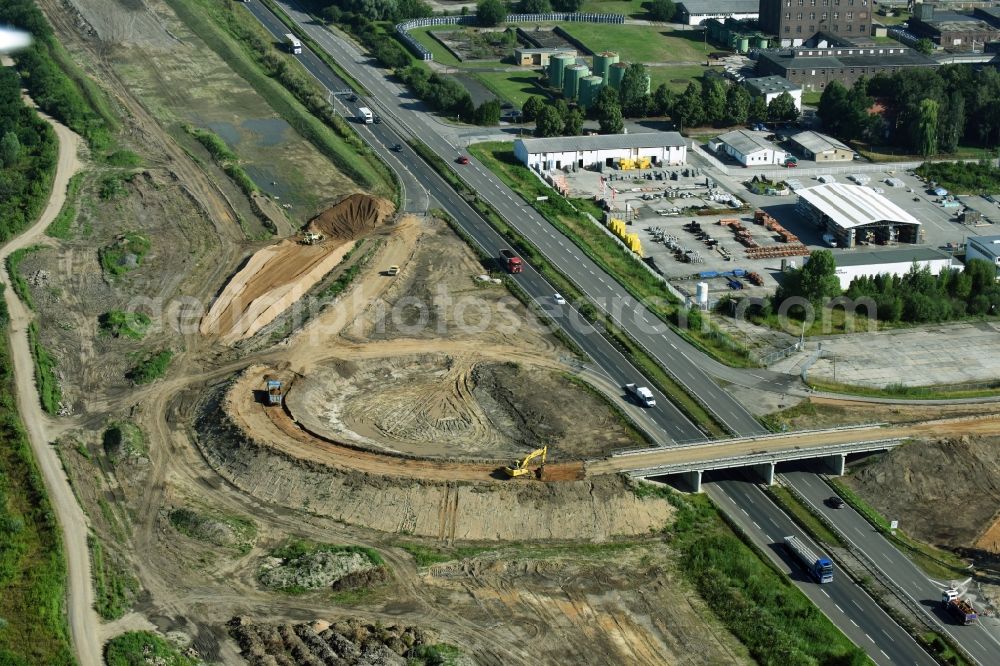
[[0, 106, 99, 664]]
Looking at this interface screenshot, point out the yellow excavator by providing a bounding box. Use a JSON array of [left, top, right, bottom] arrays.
[[503, 446, 547, 478]]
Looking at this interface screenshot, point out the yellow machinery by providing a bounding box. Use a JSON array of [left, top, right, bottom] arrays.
[[503, 446, 547, 478], [618, 157, 635, 170], [637, 156, 651, 169]]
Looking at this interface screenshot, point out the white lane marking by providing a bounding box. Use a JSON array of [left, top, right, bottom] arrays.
[[880, 649, 890, 660], [821, 589, 830, 598], [881, 629, 894, 642], [752, 521, 761, 530], [850, 619, 859, 627], [740, 508, 749, 516], [835, 604, 844, 613], [866, 634, 874, 643]]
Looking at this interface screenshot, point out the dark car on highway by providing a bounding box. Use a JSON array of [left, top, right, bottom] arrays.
[[827, 496, 846, 509]]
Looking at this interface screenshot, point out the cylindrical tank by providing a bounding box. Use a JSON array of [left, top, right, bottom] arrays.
[[548, 53, 575, 89], [754, 36, 769, 49], [696, 282, 709, 307], [579, 75, 605, 109], [608, 62, 628, 90], [737, 37, 750, 53], [781, 258, 789, 272], [592, 51, 619, 82], [563, 64, 589, 100]]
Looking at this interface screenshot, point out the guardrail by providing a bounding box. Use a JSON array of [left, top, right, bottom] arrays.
[[395, 13, 626, 61], [623, 438, 903, 477]]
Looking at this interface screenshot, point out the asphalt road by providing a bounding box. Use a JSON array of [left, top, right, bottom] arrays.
[[250, 0, 771, 439], [242, 0, 708, 442], [785, 470, 1000, 665], [707, 479, 939, 666]]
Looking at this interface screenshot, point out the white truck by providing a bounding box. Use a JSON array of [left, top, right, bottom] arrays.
[[357, 107, 374, 124], [284, 33, 302, 54], [625, 383, 656, 408]]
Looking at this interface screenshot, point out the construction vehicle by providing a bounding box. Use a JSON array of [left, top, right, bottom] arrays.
[[265, 378, 283, 406], [942, 589, 978, 625], [784, 535, 834, 583], [386, 265, 400, 276], [625, 383, 656, 407], [284, 33, 302, 54], [499, 249, 523, 273], [503, 446, 547, 478], [300, 232, 324, 245]]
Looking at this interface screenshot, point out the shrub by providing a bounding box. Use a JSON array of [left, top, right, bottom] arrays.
[[126, 350, 172, 384]]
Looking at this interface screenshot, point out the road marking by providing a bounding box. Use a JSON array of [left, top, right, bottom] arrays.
[[880, 649, 890, 660], [881, 551, 893, 563], [835, 604, 844, 613], [866, 633, 874, 643], [821, 589, 830, 598], [882, 629, 894, 642], [973, 639, 986, 650], [740, 508, 749, 516], [752, 521, 761, 530], [763, 533, 771, 541]]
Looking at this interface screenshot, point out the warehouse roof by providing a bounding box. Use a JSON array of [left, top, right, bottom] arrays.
[[515, 131, 686, 154], [968, 234, 1000, 260], [798, 183, 922, 230], [679, 0, 759, 14], [790, 131, 851, 154], [745, 75, 801, 96], [717, 129, 778, 156], [760, 48, 936, 71], [834, 247, 952, 267]]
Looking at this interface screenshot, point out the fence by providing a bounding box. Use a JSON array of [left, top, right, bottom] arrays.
[[396, 13, 626, 61]]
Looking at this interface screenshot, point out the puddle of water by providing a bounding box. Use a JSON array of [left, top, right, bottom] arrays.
[[205, 121, 241, 148], [241, 117, 290, 147], [243, 163, 297, 203]]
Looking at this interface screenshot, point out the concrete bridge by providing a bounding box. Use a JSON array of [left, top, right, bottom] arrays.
[[587, 423, 915, 492]]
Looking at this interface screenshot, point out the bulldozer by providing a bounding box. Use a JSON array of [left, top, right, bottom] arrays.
[[502, 446, 547, 479]]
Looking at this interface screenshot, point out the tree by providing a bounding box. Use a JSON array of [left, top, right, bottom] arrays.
[[517, 0, 551, 12], [938, 91, 965, 154], [723, 85, 751, 126], [914, 38, 935, 56], [917, 98, 939, 156], [476, 0, 506, 26], [702, 77, 727, 125], [747, 94, 767, 123], [767, 91, 798, 122], [648, 0, 676, 22], [817, 80, 849, 136], [534, 104, 564, 137], [551, 0, 583, 10], [474, 99, 501, 126], [673, 80, 704, 129], [563, 108, 584, 136], [797, 250, 841, 305], [651, 83, 674, 117], [521, 95, 543, 122], [619, 63, 651, 118], [598, 101, 624, 134], [0, 131, 20, 167]]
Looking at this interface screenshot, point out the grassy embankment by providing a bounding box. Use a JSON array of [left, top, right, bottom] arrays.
[[469, 142, 752, 369], [412, 140, 726, 437], [105, 631, 197, 666], [166, 0, 394, 197], [183, 125, 259, 197], [805, 377, 1000, 401], [88, 535, 140, 621], [0, 291, 74, 664]]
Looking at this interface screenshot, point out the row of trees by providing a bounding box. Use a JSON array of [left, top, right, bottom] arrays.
[[774, 250, 1000, 324], [818, 65, 1000, 155], [672, 78, 797, 130]]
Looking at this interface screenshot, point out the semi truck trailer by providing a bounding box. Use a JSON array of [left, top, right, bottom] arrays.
[[624, 383, 656, 407], [284, 33, 302, 54], [784, 535, 834, 583], [357, 107, 374, 124], [499, 249, 523, 273]]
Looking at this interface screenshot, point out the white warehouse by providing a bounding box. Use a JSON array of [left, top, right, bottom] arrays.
[[711, 130, 786, 166], [513, 132, 688, 172], [965, 235, 1000, 272], [832, 248, 957, 289]]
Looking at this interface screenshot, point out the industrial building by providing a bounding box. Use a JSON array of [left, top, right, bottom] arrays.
[[745, 75, 802, 111], [965, 235, 1000, 271], [711, 130, 787, 166], [513, 132, 688, 171], [757, 45, 939, 91], [677, 0, 759, 26], [514, 47, 577, 67], [831, 248, 957, 289], [796, 183, 923, 248], [789, 130, 854, 161], [759, 0, 871, 45], [909, 5, 1000, 51]]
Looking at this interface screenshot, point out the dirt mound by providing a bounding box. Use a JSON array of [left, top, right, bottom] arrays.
[[844, 436, 1000, 548], [306, 193, 394, 241]]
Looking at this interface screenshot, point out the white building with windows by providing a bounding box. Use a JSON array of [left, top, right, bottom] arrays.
[[710, 130, 786, 166], [745, 75, 802, 111], [832, 248, 957, 289], [513, 132, 688, 171], [965, 235, 1000, 272], [677, 0, 759, 25]]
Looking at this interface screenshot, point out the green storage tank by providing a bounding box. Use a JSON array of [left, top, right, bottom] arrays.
[[754, 36, 769, 48], [548, 53, 575, 89], [592, 51, 619, 82], [563, 64, 589, 100], [579, 75, 605, 109], [737, 37, 750, 53], [608, 62, 628, 90]]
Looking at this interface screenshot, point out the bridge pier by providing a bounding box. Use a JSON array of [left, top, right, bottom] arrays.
[[820, 453, 846, 476], [749, 462, 775, 486], [680, 470, 702, 493]]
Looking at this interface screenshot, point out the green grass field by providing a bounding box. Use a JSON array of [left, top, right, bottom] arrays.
[[649, 64, 714, 92], [580, 0, 647, 18], [473, 69, 546, 106], [561, 24, 713, 64]]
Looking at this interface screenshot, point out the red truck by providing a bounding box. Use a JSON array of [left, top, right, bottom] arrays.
[[499, 249, 523, 273]]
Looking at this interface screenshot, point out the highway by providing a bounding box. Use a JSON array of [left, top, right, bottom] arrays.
[[707, 478, 939, 666], [242, 0, 709, 443], [785, 470, 1000, 665], [253, 0, 772, 438]]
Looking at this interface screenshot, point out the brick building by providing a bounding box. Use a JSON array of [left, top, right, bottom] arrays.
[[759, 0, 872, 46], [908, 5, 1000, 51], [757, 45, 939, 91]]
